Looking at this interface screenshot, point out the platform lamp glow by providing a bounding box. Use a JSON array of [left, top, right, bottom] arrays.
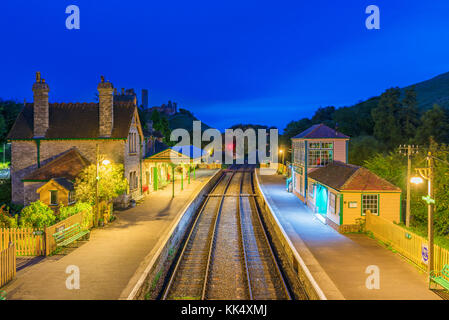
[[95, 143, 111, 227], [411, 152, 435, 278], [279, 148, 285, 166]]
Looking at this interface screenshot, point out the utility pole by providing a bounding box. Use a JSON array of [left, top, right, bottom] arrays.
[[414, 151, 435, 278], [399, 144, 419, 227], [427, 153, 434, 275]]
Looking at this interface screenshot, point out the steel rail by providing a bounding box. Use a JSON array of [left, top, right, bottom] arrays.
[[237, 169, 254, 300], [249, 169, 292, 300], [161, 172, 226, 300], [201, 170, 236, 300]]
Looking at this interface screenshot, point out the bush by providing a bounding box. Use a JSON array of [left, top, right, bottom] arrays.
[[20, 201, 56, 229], [0, 204, 18, 228], [59, 202, 93, 230], [0, 179, 11, 204]]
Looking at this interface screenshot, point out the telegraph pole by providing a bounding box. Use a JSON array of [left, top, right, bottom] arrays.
[[399, 145, 419, 227], [414, 151, 435, 277], [427, 153, 434, 275]]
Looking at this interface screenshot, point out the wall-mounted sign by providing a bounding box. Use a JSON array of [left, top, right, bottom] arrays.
[[348, 201, 358, 208], [421, 244, 429, 264], [33, 230, 44, 236]]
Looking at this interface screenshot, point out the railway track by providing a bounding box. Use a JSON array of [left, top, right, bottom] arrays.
[[162, 165, 293, 300]]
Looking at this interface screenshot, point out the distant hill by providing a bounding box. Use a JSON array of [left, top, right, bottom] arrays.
[[168, 108, 212, 133], [402, 71, 449, 110]]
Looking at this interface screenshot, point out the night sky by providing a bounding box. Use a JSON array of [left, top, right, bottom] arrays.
[[1, 1, 449, 132]]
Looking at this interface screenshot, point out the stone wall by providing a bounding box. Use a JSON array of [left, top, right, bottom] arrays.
[[11, 141, 39, 204], [23, 181, 44, 205], [124, 113, 143, 201], [11, 139, 129, 205]]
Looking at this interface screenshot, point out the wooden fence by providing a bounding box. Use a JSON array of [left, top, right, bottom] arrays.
[[44, 210, 86, 256], [0, 209, 93, 256], [0, 228, 44, 256], [366, 212, 449, 273], [0, 244, 16, 287]]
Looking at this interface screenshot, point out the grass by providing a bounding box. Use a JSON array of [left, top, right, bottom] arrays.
[[144, 270, 163, 300], [172, 296, 201, 300]]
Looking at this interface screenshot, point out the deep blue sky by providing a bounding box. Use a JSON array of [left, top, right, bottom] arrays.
[[1, 1, 449, 132]]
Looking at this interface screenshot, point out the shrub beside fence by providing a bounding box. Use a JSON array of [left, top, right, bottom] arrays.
[[366, 212, 449, 273], [1, 208, 93, 256], [0, 244, 16, 287], [0, 228, 44, 256]]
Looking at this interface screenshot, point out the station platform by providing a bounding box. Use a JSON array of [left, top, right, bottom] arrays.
[[256, 169, 440, 300], [3, 169, 219, 300]]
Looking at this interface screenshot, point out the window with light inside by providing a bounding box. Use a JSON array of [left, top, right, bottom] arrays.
[[307, 142, 333, 167], [362, 194, 379, 215]]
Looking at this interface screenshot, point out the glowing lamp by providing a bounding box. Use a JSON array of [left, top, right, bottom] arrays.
[[411, 176, 423, 185], [102, 159, 111, 166]]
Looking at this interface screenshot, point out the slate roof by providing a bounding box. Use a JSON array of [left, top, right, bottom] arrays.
[[52, 178, 75, 191], [23, 148, 90, 181], [292, 124, 349, 139], [308, 161, 401, 192], [7, 101, 136, 140]]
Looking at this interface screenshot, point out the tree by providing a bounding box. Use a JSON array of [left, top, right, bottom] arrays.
[[416, 104, 449, 145], [348, 136, 385, 166], [400, 87, 420, 142], [151, 110, 173, 146], [0, 99, 22, 143], [372, 87, 403, 147], [311, 106, 335, 127], [74, 163, 128, 205]]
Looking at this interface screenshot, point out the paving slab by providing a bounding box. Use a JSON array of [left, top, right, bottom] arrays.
[[3, 169, 219, 300], [257, 169, 440, 300]]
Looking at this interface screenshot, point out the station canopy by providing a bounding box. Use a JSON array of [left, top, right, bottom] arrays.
[[145, 145, 205, 165]]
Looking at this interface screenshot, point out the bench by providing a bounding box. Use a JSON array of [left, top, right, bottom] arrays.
[[429, 264, 449, 291], [52, 223, 90, 247]]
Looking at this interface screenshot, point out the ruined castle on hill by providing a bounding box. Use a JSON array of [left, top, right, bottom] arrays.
[[114, 88, 178, 116]]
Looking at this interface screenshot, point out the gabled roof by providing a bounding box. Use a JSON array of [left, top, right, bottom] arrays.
[[7, 101, 137, 140], [145, 148, 192, 164], [23, 148, 90, 181], [146, 139, 169, 158], [308, 161, 401, 192], [292, 124, 349, 139], [37, 178, 74, 193]]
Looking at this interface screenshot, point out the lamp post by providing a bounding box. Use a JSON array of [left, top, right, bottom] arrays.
[[399, 145, 419, 227], [95, 143, 111, 227], [411, 152, 434, 277]]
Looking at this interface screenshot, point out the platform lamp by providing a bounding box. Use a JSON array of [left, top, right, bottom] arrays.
[[410, 152, 434, 277], [95, 143, 111, 227]]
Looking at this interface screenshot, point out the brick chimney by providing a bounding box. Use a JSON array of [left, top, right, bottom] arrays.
[[97, 75, 114, 137], [32, 72, 50, 138]]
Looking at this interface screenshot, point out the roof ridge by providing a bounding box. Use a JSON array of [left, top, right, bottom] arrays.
[[305, 123, 323, 138], [340, 167, 362, 189]]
